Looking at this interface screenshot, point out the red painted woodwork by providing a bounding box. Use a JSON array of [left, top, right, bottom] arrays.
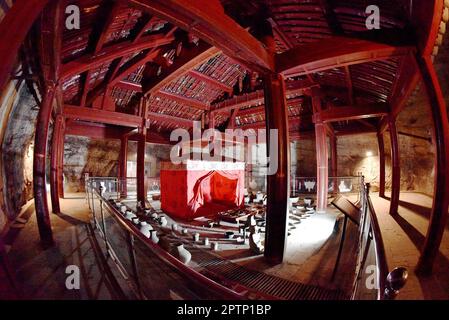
[[155, 91, 210, 111], [65, 120, 133, 140], [50, 114, 64, 214], [388, 118, 400, 216], [330, 135, 337, 177], [377, 131, 386, 198], [64, 105, 143, 127], [61, 34, 175, 78], [119, 135, 128, 197], [147, 111, 194, 128], [33, 83, 56, 245], [133, 0, 273, 73], [416, 55, 449, 275], [314, 103, 389, 123], [314, 98, 329, 212], [276, 34, 414, 77], [263, 73, 290, 264], [0, 0, 50, 92], [189, 70, 233, 94]]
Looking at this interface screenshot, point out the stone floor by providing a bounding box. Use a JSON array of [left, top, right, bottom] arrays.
[[2, 191, 448, 300]]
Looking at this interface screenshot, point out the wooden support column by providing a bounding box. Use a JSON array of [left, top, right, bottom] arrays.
[[119, 135, 129, 197], [263, 72, 290, 264], [33, 82, 56, 245], [388, 118, 400, 216], [315, 122, 329, 212], [50, 114, 64, 213], [57, 119, 65, 198], [377, 130, 386, 197], [136, 99, 148, 206], [330, 135, 337, 194], [415, 55, 449, 275]]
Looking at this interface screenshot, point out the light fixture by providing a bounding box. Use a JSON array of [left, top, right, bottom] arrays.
[[366, 151, 373, 157]]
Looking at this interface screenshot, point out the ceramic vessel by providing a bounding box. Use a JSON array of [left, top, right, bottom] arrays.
[[225, 231, 234, 239], [172, 223, 179, 232], [174, 243, 191, 264], [150, 230, 159, 244], [193, 233, 200, 242], [211, 242, 219, 251], [151, 212, 158, 220], [139, 222, 153, 238], [182, 228, 189, 235], [159, 216, 168, 227], [120, 206, 127, 214], [132, 217, 140, 225], [125, 211, 136, 221], [204, 237, 209, 246]]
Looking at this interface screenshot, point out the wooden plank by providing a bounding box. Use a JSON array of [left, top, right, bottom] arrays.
[[64, 105, 143, 127], [147, 111, 194, 127], [131, 0, 274, 73], [314, 103, 389, 123], [155, 91, 210, 110], [276, 33, 415, 77]]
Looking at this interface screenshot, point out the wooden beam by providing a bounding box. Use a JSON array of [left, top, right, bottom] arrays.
[[314, 103, 389, 123], [61, 34, 175, 78], [131, 0, 274, 73], [114, 81, 143, 92], [0, 0, 51, 92], [143, 43, 219, 95], [344, 66, 354, 105], [263, 73, 290, 264], [276, 33, 415, 77], [119, 135, 128, 197], [388, 118, 400, 216], [188, 70, 233, 94], [65, 120, 133, 140], [147, 111, 194, 127], [377, 130, 386, 197], [64, 105, 143, 127], [50, 114, 64, 214], [155, 91, 210, 110], [212, 79, 315, 114], [416, 54, 449, 275]]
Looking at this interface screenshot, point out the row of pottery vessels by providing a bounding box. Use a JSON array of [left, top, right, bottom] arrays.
[[110, 200, 219, 265]]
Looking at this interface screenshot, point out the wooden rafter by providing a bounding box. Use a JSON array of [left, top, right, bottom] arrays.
[[344, 66, 354, 105], [314, 103, 389, 123], [154, 90, 210, 110], [188, 70, 233, 94], [61, 34, 175, 78], [147, 110, 194, 127], [130, 0, 274, 73], [276, 32, 415, 77], [64, 105, 143, 127]]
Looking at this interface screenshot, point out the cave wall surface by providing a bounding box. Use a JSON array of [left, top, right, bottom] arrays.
[[1, 83, 38, 227]]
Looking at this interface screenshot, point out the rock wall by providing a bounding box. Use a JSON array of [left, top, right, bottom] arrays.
[[1, 82, 38, 227], [63, 137, 172, 192]]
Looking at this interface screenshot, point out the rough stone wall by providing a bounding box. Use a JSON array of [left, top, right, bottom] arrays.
[[63, 137, 172, 192], [1, 83, 38, 223], [64, 136, 120, 193]]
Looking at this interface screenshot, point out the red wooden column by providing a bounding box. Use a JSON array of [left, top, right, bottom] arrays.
[[315, 122, 329, 212], [119, 135, 129, 197], [377, 130, 386, 197], [50, 114, 64, 213], [57, 119, 65, 198], [33, 82, 56, 245], [415, 55, 449, 275], [388, 118, 400, 216], [263, 72, 290, 264], [136, 99, 148, 206], [330, 135, 337, 194]]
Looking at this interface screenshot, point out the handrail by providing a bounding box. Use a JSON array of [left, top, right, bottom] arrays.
[[88, 181, 244, 300]]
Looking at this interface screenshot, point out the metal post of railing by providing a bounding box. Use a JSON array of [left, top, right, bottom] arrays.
[[99, 186, 110, 257], [126, 232, 143, 299]]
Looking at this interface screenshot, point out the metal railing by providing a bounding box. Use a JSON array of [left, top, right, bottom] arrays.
[[291, 176, 362, 196], [351, 180, 408, 300], [85, 177, 244, 300]]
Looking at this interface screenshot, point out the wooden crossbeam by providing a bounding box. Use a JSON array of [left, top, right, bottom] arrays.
[[147, 111, 194, 127], [61, 34, 175, 78], [64, 105, 143, 127], [276, 32, 415, 77], [65, 120, 133, 140], [188, 70, 233, 93], [314, 103, 389, 123], [131, 0, 274, 73], [155, 90, 210, 110]]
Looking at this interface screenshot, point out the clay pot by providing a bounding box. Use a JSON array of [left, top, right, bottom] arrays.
[[120, 206, 127, 214], [150, 213, 159, 220], [182, 228, 189, 235], [204, 237, 210, 246], [172, 224, 179, 232], [150, 230, 159, 244], [193, 233, 200, 242], [174, 243, 191, 264], [125, 211, 136, 221], [159, 216, 168, 227], [139, 222, 153, 238], [211, 242, 219, 251]]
